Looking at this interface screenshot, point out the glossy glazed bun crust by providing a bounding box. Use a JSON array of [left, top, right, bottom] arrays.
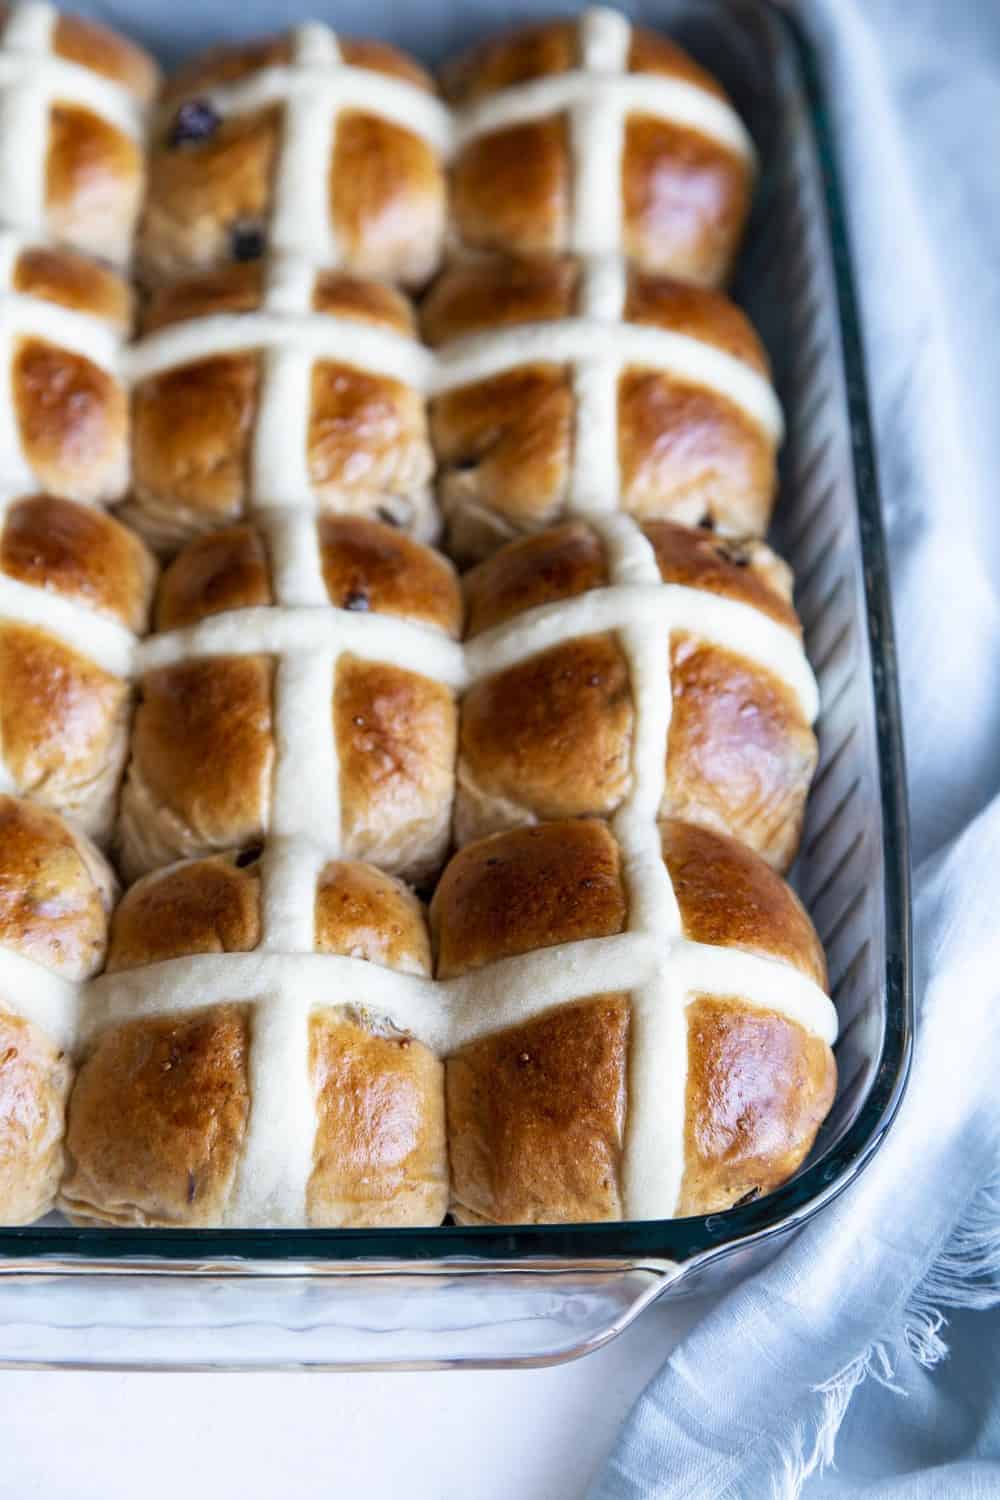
[[432, 819, 834, 1225]]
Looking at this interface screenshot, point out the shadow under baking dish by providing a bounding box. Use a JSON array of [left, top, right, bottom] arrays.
[[0, 1, 911, 1370]]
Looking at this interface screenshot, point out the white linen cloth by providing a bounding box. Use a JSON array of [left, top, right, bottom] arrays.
[[592, 0, 1000, 1494]]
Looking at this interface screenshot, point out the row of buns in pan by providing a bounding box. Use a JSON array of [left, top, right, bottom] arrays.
[[0, 245, 779, 552], [0, 504, 816, 878], [2, 799, 834, 1229], [0, 5, 752, 286]]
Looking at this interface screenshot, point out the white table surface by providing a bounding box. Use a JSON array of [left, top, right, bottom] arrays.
[[0, 1294, 710, 1496]]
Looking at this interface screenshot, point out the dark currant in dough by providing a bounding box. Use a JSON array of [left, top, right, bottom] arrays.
[[168, 99, 220, 147], [715, 539, 754, 568], [230, 220, 266, 262]]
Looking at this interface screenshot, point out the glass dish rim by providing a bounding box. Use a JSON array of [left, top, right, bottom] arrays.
[[0, 4, 913, 1275]]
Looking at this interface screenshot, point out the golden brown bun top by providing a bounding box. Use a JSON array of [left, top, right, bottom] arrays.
[[432, 820, 628, 978], [423, 255, 579, 340], [316, 518, 462, 637], [315, 860, 431, 976], [141, 262, 417, 337], [442, 18, 728, 105], [463, 521, 605, 636], [109, 853, 432, 976], [154, 524, 269, 629], [624, 276, 767, 372], [2, 495, 156, 635], [107, 854, 262, 971], [12, 243, 133, 333], [660, 820, 827, 988], [432, 817, 827, 990], [643, 523, 797, 628], [0, 795, 115, 980], [155, 517, 462, 637], [464, 520, 798, 637], [47, 10, 160, 102], [421, 257, 769, 376], [162, 31, 436, 108]]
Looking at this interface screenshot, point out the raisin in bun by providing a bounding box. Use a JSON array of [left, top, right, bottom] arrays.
[[140, 25, 447, 288], [119, 516, 461, 885]]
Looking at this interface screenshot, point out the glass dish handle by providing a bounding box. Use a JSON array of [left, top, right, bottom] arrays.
[[0, 1257, 681, 1370]]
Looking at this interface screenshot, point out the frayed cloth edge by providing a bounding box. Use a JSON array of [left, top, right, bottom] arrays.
[[764, 1166, 1000, 1500]]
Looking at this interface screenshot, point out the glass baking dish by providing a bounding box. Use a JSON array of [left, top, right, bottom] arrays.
[[0, 0, 911, 1370]]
